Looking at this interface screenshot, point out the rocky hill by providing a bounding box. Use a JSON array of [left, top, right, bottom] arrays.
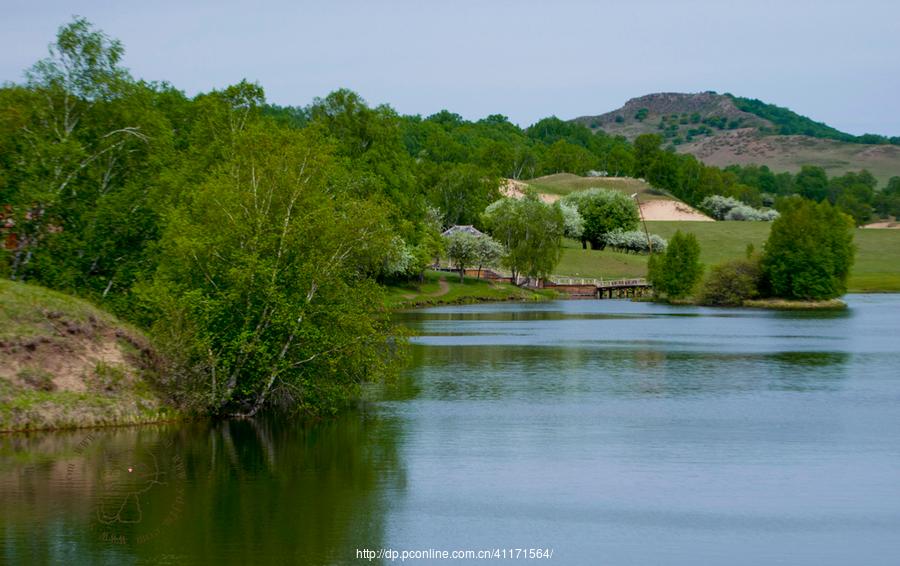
[[573, 92, 768, 139], [572, 92, 900, 185]]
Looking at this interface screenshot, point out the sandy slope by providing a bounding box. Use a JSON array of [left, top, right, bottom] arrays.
[[501, 179, 712, 221], [638, 199, 713, 221]]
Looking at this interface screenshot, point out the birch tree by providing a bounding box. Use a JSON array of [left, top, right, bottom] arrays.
[[144, 124, 403, 416]]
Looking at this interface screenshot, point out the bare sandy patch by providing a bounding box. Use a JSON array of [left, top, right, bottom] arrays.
[[863, 221, 900, 229], [501, 179, 559, 203], [638, 199, 713, 221]]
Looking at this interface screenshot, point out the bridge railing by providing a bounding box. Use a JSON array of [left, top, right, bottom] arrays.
[[547, 277, 649, 288], [548, 276, 603, 286]]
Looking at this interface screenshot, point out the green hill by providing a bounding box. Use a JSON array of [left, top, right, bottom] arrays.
[[572, 92, 900, 185]]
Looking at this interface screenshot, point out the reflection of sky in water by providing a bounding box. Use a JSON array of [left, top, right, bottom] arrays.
[[383, 295, 900, 566]]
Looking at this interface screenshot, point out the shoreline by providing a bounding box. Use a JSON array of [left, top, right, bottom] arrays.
[[741, 298, 848, 310]]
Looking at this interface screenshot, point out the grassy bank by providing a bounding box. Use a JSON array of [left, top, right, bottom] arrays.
[[384, 271, 553, 309], [742, 298, 848, 310], [556, 221, 900, 292], [0, 280, 177, 432]]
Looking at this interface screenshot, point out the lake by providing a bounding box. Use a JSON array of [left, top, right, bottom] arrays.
[[3, 295, 900, 565]]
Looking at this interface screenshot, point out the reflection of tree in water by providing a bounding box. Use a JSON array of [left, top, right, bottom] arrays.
[[132, 412, 405, 565], [410, 343, 851, 398], [0, 412, 405, 565], [96, 448, 168, 525]]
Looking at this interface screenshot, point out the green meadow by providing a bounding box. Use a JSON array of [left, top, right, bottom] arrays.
[[556, 221, 900, 292]]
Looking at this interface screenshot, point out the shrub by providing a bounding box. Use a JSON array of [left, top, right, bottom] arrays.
[[701, 195, 779, 221], [602, 230, 667, 254], [700, 257, 762, 306]]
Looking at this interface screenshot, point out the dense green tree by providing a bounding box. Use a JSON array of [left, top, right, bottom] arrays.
[[795, 165, 829, 202], [307, 89, 421, 223], [428, 164, 500, 228], [541, 140, 597, 175], [482, 195, 564, 283], [633, 134, 662, 178], [0, 18, 174, 313], [761, 197, 855, 300], [648, 231, 703, 299], [827, 170, 876, 225], [143, 124, 402, 416], [875, 176, 900, 218], [560, 189, 639, 249]]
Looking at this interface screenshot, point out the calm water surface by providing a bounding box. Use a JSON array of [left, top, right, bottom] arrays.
[[2, 295, 900, 565]]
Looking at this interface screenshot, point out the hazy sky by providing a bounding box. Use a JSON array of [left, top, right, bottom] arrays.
[[3, 0, 899, 135]]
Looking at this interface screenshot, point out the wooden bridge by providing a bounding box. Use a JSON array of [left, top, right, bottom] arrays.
[[542, 277, 652, 299], [432, 265, 652, 299]]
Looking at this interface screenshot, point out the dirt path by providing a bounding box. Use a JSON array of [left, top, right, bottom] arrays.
[[402, 276, 451, 300], [432, 277, 450, 297]]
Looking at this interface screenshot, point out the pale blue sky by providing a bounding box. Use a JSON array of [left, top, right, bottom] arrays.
[[2, 0, 898, 135]]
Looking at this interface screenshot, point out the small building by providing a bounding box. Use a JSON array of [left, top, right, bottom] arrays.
[[441, 225, 485, 238]]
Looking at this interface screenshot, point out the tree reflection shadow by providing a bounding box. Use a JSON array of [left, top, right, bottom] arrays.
[[0, 411, 405, 565]]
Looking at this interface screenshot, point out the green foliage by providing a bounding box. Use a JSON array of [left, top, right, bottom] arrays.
[[699, 257, 762, 306], [828, 170, 876, 225], [761, 198, 856, 300], [875, 176, 900, 218], [560, 189, 639, 249], [602, 230, 667, 254], [142, 124, 404, 416], [795, 165, 830, 202], [429, 163, 500, 228], [700, 195, 778, 221], [474, 235, 505, 275], [728, 94, 891, 144], [482, 195, 565, 281], [558, 202, 584, 239], [1, 19, 174, 313], [648, 231, 703, 299], [2, 17, 894, 419], [633, 134, 662, 178], [443, 230, 482, 282]]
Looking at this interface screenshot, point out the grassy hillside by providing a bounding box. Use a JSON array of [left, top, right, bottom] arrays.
[[0, 280, 176, 431], [677, 129, 900, 186], [524, 173, 673, 200], [556, 222, 900, 292]]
